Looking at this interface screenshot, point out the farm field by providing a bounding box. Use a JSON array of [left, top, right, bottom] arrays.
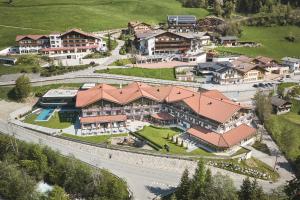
[[0, 0, 208, 49], [218, 26, 300, 60]]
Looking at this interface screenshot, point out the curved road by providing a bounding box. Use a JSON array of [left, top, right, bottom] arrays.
[[0, 118, 295, 200]]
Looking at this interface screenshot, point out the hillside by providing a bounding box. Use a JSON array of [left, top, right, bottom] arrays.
[[218, 26, 300, 60], [0, 0, 209, 49]]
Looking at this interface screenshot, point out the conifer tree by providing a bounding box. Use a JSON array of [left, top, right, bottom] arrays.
[[176, 168, 191, 200]]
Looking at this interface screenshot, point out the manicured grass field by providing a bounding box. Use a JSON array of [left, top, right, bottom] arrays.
[[218, 26, 300, 60], [137, 126, 212, 156], [24, 111, 74, 129], [62, 133, 128, 144], [0, 0, 209, 49], [96, 67, 176, 80]]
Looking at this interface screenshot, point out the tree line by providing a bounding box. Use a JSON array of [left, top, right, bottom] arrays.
[[168, 160, 299, 200], [178, 0, 298, 19], [0, 133, 130, 200]]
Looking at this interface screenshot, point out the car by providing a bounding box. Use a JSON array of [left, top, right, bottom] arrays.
[[253, 84, 258, 88], [258, 83, 264, 87], [267, 83, 273, 87]]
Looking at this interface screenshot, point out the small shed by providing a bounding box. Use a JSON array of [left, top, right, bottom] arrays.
[[219, 36, 238, 46], [271, 96, 292, 115]]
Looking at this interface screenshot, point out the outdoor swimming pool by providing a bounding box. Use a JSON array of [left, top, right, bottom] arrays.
[[36, 109, 55, 121]]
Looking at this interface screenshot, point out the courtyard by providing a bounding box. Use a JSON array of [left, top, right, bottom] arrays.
[[135, 125, 212, 156]]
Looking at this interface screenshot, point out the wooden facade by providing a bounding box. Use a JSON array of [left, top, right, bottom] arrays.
[[154, 32, 191, 54]]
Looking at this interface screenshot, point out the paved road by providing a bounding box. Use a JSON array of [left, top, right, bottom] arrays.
[[0, 118, 295, 200]]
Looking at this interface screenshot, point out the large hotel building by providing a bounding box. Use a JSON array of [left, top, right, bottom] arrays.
[[76, 82, 256, 151]]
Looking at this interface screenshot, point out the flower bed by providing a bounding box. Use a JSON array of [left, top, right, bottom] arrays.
[[206, 159, 274, 180]]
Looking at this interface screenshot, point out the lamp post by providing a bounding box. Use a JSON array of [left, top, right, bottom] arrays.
[[273, 152, 279, 171]]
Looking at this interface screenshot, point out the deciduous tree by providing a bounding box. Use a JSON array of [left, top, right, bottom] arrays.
[[14, 75, 31, 101]]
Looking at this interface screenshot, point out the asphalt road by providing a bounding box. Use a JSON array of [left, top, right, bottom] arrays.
[[0, 120, 180, 200], [0, 119, 295, 200]]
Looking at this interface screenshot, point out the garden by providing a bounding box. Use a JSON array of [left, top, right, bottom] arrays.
[[24, 110, 78, 129], [206, 157, 279, 181], [134, 125, 212, 156]]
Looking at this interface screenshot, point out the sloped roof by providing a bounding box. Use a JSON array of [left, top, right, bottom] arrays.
[[128, 21, 151, 27], [187, 124, 256, 148], [59, 28, 99, 39], [167, 15, 197, 24], [76, 82, 242, 123], [271, 96, 291, 107], [255, 56, 275, 64], [151, 112, 175, 121], [281, 57, 300, 63], [135, 30, 195, 40], [16, 35, 49, 41]]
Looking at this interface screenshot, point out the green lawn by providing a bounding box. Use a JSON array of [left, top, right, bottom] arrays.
[[136, 126, 212, 156], [96, 67, 176, 80], [252, 141, 271, 155], [109, 59, 133, 66], [265, 110, 300, 160], [218, 26, 300, 60], [0, 0, 209, 50], [0, 83, 82, 101], [62, 133, 128, 144], [24, 111, 75, 129], [0, 55, 41, 76], [231, 147, 250, 157]]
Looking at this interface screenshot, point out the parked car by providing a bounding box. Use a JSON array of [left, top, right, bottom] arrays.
[[258, 83, 265, 87], [253, 84, 258, 88]]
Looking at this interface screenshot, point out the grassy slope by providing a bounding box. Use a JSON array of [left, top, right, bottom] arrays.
[[218, 26, 300, 60], [266, 111, 300, 160], [0, 83, 82, 101], [62, 133, 128, 144], [0, 0, 208, 49], [96, 67, 176, 80]]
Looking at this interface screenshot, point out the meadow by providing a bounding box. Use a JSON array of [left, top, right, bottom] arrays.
[[0, 0, 208, 49], [218, 26, 300, 60]]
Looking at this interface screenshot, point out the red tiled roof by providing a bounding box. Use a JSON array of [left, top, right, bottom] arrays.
[[80, 115, 127, 124], [187, 124, 256, 148], [16, 35, 49, 41], [151, 112, 175, 121], [76, 82, 243, 123], [255, 56, 275, 64]]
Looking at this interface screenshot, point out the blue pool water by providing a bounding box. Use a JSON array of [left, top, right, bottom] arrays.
[[36, 109, 54, 121]]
